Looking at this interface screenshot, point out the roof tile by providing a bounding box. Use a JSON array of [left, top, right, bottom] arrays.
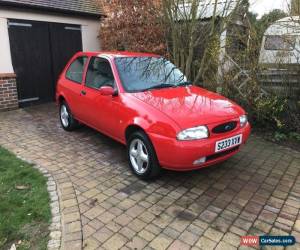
[[0, 0, 103, 17]]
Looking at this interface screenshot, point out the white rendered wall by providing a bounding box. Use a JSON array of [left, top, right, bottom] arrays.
[[0, 8, 101, 74], [0, 17, 14, 73]]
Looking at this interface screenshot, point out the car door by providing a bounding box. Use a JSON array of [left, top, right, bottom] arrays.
[[63, 56, 88, 118], [80, 56, 121, 138]]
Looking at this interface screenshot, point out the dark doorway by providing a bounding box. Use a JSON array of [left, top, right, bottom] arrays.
[[8, 19, 82, 107]]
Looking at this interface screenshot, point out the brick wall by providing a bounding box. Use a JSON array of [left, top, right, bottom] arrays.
[[0, 73, 18, 111]]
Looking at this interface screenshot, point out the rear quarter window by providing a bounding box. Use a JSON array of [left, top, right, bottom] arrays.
[[66, 56, 87, 83]]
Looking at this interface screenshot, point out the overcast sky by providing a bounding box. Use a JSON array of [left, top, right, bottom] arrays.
[[249, 0, 289, 18]]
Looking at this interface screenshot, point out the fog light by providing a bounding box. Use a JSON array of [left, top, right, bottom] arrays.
[[193, 157, 206, 165]]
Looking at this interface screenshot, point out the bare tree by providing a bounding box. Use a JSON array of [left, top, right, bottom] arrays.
[[291, 0, 300, 15], [161, 0, 247, 84]]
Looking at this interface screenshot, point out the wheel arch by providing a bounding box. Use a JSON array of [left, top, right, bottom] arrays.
[[57, 94, 73, 113], [57, 95, 66, 104], [125, 124, 147, 143]]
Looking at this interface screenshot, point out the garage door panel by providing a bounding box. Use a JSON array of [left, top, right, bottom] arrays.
[[8, 19, 54, 105], [8, 19, 83, 106], [49, 23, 82, 85], [8, 22, 36, 102]]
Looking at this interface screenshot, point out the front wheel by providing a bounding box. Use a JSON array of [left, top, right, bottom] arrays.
[[127, 131, 161, 180], [59, 101, 79, 131]]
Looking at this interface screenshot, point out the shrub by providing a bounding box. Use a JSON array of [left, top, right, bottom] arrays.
[[252, 95, 287, 130], [98, 0, 166, 55]]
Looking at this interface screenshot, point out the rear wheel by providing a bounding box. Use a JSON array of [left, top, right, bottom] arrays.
[[59, 101, 79, 131], [127, 131, 161, 179]]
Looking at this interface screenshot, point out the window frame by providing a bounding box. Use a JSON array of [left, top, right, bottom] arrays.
[[264, 35, 296, 51], [65, 56, 88, 84], [84, 56, 116, 91]]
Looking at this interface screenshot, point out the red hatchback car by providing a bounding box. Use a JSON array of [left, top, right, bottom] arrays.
[[56, 51, 251, 179]]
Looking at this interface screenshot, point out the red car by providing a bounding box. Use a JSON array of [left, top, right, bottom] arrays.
[[56, 51, 251, 179]]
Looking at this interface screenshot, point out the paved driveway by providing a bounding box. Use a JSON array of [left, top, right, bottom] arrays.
[[0, 103, 299, 250]]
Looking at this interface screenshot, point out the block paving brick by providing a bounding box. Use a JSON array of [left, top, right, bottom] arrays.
[[0, 103, 299, 249]]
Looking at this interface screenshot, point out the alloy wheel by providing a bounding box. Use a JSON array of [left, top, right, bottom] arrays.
[[60, 105, 69, 128], [129, 138, 149, 174]]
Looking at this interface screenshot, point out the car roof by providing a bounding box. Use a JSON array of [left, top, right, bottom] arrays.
[[78, 51, 161, 58]]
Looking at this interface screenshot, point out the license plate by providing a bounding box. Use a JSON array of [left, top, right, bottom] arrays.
[[215, 134, 242, 153]]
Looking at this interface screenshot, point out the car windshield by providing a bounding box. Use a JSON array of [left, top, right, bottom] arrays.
[[115, 56, 189, 92]]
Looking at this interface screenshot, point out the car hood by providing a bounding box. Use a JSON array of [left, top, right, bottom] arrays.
[[131, 86, 244, 129]]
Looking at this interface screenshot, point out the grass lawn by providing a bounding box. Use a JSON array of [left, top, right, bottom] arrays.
[[0, 147, 51, 250]]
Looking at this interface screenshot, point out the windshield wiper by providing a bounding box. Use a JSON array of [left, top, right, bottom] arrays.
[[176, 81, 193, 87], [143, 84, 176, 91], [142, 81, 192, 92]]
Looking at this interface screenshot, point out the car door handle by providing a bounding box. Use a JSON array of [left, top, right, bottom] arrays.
[[81, 90, 86, 96]]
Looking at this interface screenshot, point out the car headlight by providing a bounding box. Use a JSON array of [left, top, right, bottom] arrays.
[[240, 115, 248, 127], [177, 126, 209, 141]]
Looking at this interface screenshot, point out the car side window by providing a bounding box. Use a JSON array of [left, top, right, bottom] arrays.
[[66, 56, 87, 84], [85, 57, 115, 89]]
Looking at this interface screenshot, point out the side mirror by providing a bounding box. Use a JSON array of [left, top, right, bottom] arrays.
[[99, 86, 117, 96]]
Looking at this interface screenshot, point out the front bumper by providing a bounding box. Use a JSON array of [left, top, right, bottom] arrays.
[[149, 123, 251, 171]]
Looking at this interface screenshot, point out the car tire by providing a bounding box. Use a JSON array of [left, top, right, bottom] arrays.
[[59, 101, 79, 131], [127, 131, 161, 180]]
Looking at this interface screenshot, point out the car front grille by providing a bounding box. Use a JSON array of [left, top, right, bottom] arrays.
[[212, 121, 237, 134], [206, 146, 239, 161]]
